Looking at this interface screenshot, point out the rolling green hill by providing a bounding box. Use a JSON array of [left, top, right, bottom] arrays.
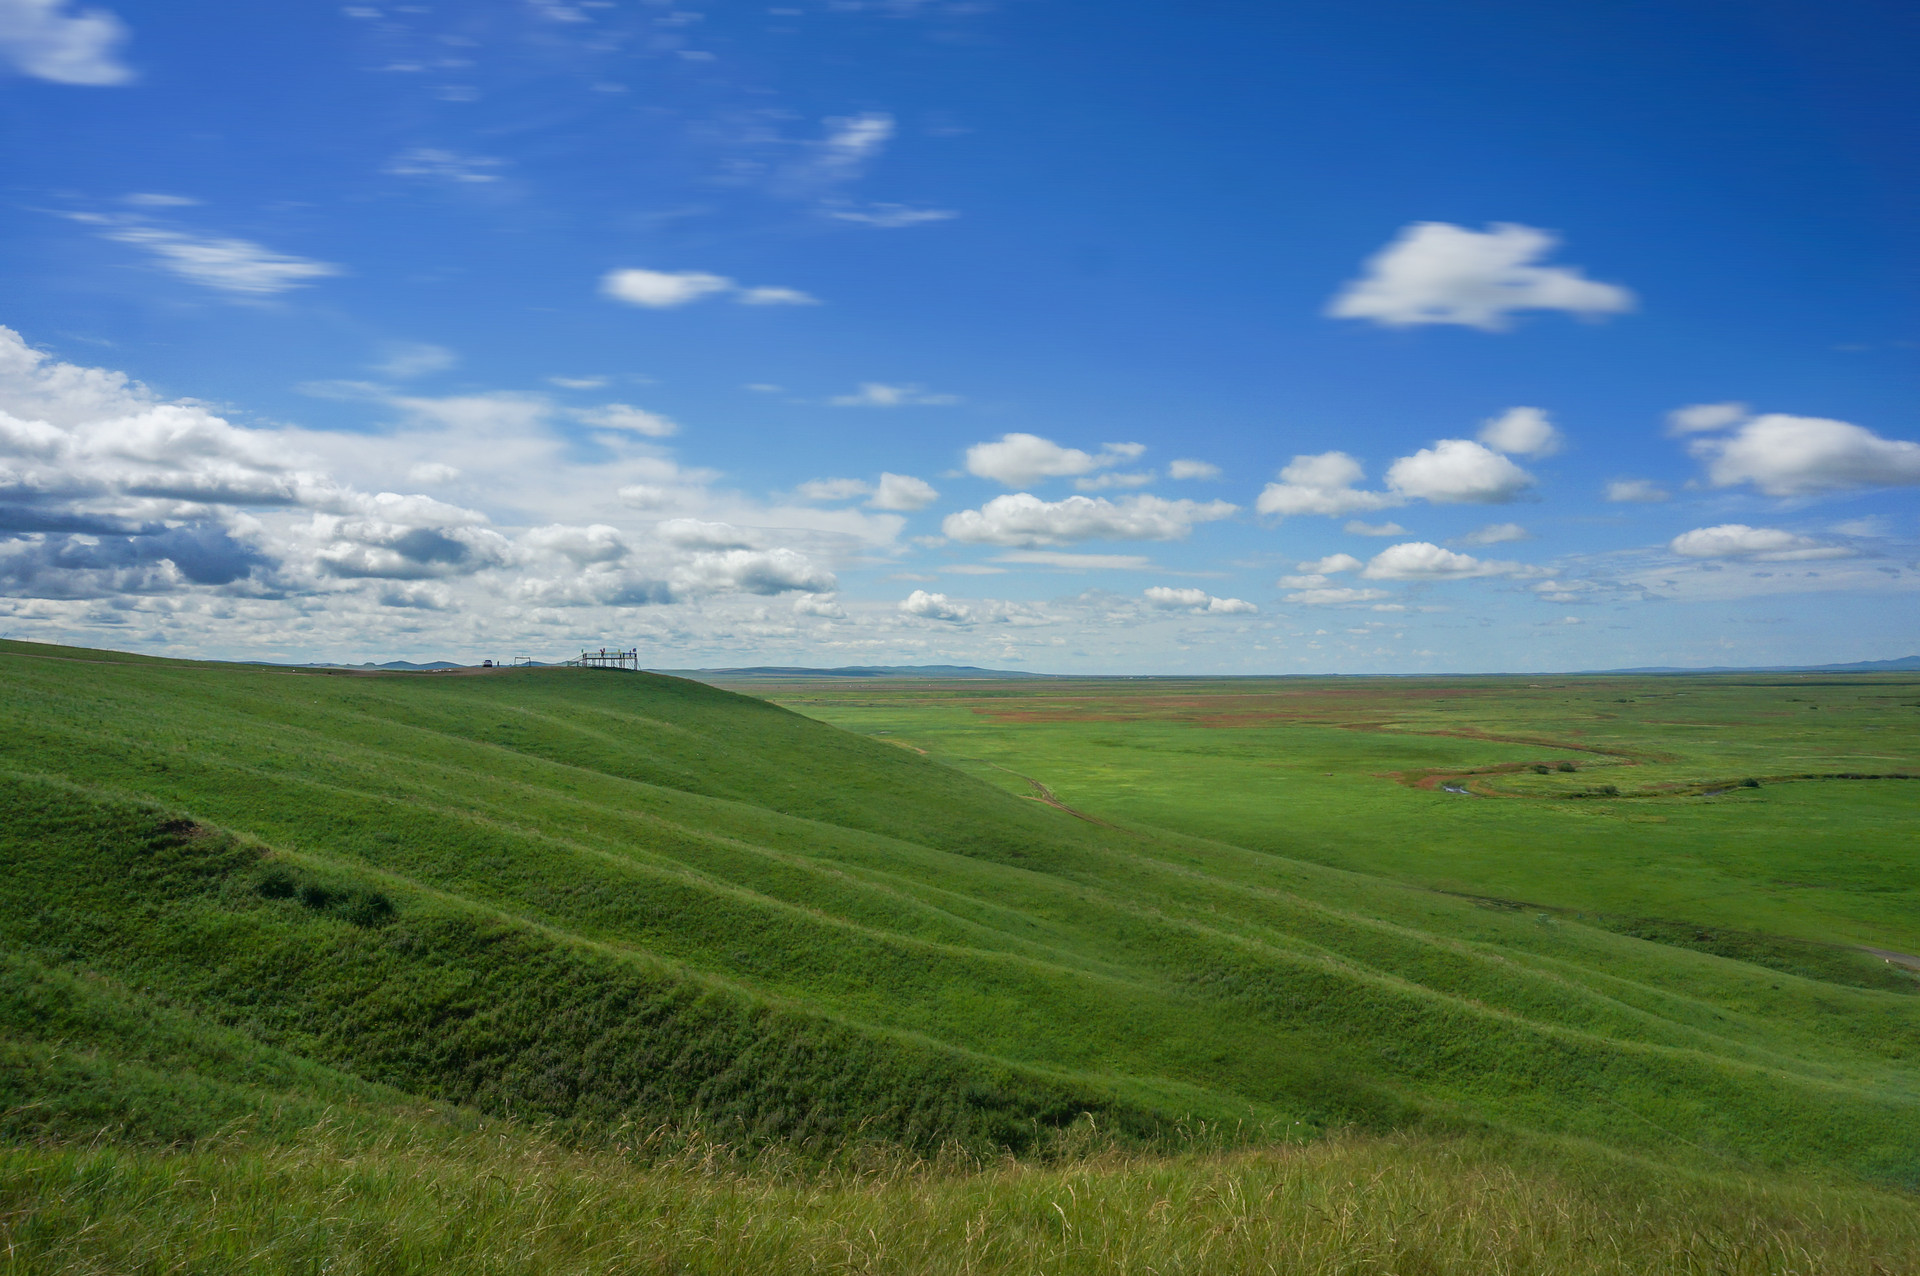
[[5, 638, 1920, 1271]]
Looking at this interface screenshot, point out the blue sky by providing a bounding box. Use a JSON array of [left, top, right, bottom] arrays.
[[0, 0, 1916, 671]]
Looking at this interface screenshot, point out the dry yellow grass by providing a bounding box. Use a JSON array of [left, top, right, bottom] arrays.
[[5, 1126, 1915, 1275]]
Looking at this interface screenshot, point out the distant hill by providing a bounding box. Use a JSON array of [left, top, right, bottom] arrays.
[[1599, 655, 1920, 674], [301, 659, 468, 671], [663, 663, 1055, 680]]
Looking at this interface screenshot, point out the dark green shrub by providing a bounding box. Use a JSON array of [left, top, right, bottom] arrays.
[[1556, 761, 1576, 773], [337, 888, 395, 927], [1741, 777, 1761, 788], [256, 868, 296, 899], [1529, 764, 1550, 775], [1597, 784, 1620, 797], [298, 883, 333, 910]]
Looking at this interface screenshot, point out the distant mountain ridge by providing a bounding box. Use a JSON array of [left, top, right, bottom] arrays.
[[1596, 655, 1920, 674], [660, 664, 1053, 680]]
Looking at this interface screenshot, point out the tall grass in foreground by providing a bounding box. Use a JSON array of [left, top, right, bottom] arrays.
[[4, 1128, 1914, 1275]]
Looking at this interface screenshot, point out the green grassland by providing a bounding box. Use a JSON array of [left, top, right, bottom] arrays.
[[4, 640, 1920, 1271], [758, 675, 1920, 971]]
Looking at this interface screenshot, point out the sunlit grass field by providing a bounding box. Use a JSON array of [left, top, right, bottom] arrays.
[[756, 674, 1920, 961], [5, 640, 1920, 1271]]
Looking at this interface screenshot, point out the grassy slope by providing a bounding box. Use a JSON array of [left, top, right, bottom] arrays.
[[3, 641, 1920, 1193]]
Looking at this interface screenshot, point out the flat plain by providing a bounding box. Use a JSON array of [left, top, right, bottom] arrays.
[[4, 640, 1920, 1273]]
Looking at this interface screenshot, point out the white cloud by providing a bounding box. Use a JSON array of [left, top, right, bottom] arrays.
[[1690, 414, 1920, 496], [995, 550, 1153, 570], [376, 343, 457, 379], [0, 0, 132, 85], [1344, 519, 1406, 537], [1477, 406, 1562, 457], [1326, 222, 1634, 331], [793, 592, 847, 619], [1144, 585, 1256, 614], [1456, 522, 1530, 546], [736, 285, 819, 306], [964, 433, 1144, 487], [1256, 452, 1400, 518], [97, 224, 339, 296], [899, 589, 972, 622], [1168, 459, 1220, 480], [813, 113, 893, 182], [384, 148, 506, 184], [122, 192, 196, 207], [548, 375, 609, 390], [1361, 541, 1520, 580], [600, 269, 733, 308], [825, 204, 957, 228], [1385, 439, 1533, 504], [1668, 524, 1853, 562], [942, 493, 1236, 547], [1605, 478, 1669, 503], [1666, 401, 1748, 436], [1285, 587, 1390, 606], [0, 325, 862, 625], [1074, 471, 1154, 492], [407, 462, 459, 485], [869, 472, 938, 511], [830, 382, 959, 407], [672, 547, 835, 596], [575, 403, 679, 438], [797, 477, 870, 502], [1297, 553, 1363, 574]]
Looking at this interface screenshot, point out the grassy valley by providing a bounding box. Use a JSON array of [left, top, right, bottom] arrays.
[[5, 640, 1920, 1271]]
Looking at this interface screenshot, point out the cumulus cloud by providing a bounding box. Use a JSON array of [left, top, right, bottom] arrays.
[[1689, 414, 1920, 496], [0, 325, 854, 630], [1456, 522, 1530, 546], [942, 493, 1236, 548], [1477, 406, 1562, 457], [1143, 585, 1256, 614], [1285, 587, 1390, 606], [574, 403, 679, 438], [1256, 452, 1400, 518], [1344, 519, 1406, 536], [1605, 478, 1669, 503], [1297, 554, 1363, 577], [1666, 401, 1748, 436], [869, 472, 938, 511], [0, 0, 133, 85], [1168, 459, 1220, 480], [899, 589, 972, 622], [1326, 222, 1634, 331], [830, 382, 960, 407], [601, 269, 816, 309], [1385, 439, 1533, 504], [1668, 524, 1854, 562], [1361, 541, 1520, 580], [672, 547, 835, 596], [964, 433, 1145, 487], [314, 494, 512, 581]]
